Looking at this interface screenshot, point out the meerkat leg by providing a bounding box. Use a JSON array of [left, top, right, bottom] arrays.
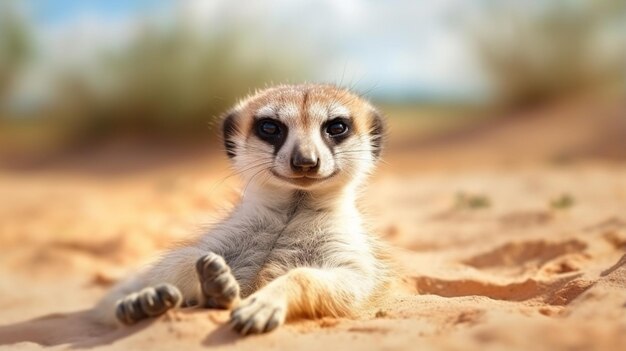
[[195, 252, 240, 309], [93, 246, 237, 326], [115, 283, 182, 325], [115, 252, 239, 324], [230, 267, 369, 335], [114, 252, 240, 325]]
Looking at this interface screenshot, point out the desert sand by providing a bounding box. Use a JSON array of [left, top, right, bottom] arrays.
[[0, 100, 625, 350]]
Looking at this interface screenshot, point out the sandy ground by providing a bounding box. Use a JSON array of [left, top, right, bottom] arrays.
[[0, 101, 625, 350]]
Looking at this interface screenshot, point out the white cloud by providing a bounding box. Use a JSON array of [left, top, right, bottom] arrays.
[[23, 0, 486, 101]]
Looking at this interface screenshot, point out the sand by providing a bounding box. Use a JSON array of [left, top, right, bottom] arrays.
[[0, 101, 625, 350]]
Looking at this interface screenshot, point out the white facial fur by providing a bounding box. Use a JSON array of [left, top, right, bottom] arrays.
[[223, 85, 384, 192]]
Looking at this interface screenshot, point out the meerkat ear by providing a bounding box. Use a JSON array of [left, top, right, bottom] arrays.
[[369, 110, 385, 159], [221, 111, 239, 158]]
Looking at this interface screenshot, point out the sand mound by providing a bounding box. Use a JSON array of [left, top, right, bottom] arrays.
[[0, 163, 624, 351], [1, 102, 625, 350]]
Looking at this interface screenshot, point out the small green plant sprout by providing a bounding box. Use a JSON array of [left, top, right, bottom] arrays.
[[550, 193, 575, 210], [455, 192, 491, 210]]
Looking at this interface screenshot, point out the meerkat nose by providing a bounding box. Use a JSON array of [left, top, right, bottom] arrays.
[[290, 147, 320, 174]]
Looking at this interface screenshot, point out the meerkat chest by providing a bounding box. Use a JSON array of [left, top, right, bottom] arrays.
[[223, 211, 351, 295]]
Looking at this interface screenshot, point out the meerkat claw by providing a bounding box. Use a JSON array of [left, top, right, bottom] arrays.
[[229, 295, 286, 335], [115, 283, 182, 325], [196, 253, 240, 309]]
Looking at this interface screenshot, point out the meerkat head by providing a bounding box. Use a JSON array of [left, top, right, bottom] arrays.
[[220, 84, 384, 192]]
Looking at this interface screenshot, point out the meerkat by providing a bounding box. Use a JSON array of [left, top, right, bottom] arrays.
[[93, 84, 388, 335]]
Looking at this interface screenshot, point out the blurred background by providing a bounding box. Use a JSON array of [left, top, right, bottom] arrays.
[[1, 0, 624, 169], [1, 2, 626, 349]]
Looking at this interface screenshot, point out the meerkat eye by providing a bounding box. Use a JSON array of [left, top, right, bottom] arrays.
[[258, 120, 281, 137], [326, 120, 348, 136]]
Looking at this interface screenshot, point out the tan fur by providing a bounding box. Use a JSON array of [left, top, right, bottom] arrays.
[[93, 84, 389, 335]]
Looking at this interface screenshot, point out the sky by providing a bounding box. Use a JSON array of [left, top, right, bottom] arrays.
[[18, 0, 488, 102]]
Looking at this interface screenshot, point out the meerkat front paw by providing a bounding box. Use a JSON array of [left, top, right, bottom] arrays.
[[196, 252, 240, 309], [229, 293, 287, 335], [115, 283, 182, 325]]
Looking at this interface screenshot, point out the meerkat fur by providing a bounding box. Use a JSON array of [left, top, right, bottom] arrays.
[[92, 84, 389, 335]]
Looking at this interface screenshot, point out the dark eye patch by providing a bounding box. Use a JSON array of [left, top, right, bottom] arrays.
[[322, 117, 352, 145], [253, 118, 288, 154], [326, 120, 348, 136], [259, 120, 280, 136]]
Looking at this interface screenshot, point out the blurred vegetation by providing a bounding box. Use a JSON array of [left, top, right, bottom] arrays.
[[64, 26, 306, 142], [470, 0, 626, 108], [0, 2, 32, 105], [0, 4, 308, 155], [1, 0, 625, 159]]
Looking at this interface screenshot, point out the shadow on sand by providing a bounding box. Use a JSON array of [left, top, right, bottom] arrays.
[[0, 310, 151, 348], [0, 309, 244, 349]]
